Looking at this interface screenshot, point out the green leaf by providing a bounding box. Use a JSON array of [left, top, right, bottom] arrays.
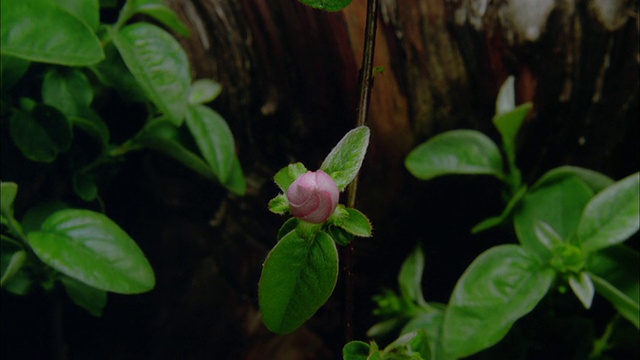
[[21, 201, 69, 233], [277, 218, 298, 241], [398, 246, 427, 306], [401, 309, 444, 358], [1, 182, 18, 220], [134, 119, 216, 180], [532, 166, 614, 193], [274, 163, 308, 192], [441, 245, 555, 358], [367, 317, 405, 338], [110, 23, 190, 126], [258, 230, 338, 334], [189, 79, 223, 104], [27, 209, 155, 294], [10, 105, 72, 163], [185, 104, 236, 183], [335, 208, 372, 237], [129, 0, 191, 36], [405, 130, 504, 181], [343, 341, 370, 360], [495, 76, 516, 115], [42, 67, 93, 118], [54, 0, 100, 31], [73, 172, 98, 201], [0, 250, 26, 288], [321, 126, 370, 191], [514, 176, 593, 262], [472, 185, 527, 234], [569, 272, 595, 309], [327, 225, 354, 246], [59, 275, 107, 317], [296, 0, 353, 11], [533, 221, 564, 251], [578, 172, 639, 252], [493, 103, 532, 189], [70, 113, 110, 147], [222, 156, 246, 195], [588, 245, 639, 328], [268, 194, 289, 214], [1, 0, 104, 65], [1, 55, 30, 91], [91, 42, 148, 102]]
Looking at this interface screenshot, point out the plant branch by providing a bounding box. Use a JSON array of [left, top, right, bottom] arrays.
[[344, 0, 379, 343]]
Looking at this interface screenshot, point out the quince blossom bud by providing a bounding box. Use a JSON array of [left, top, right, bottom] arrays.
[[286, 170, 339, 224]]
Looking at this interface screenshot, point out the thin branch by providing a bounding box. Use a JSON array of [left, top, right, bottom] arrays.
[[344, 0, 379, 343]]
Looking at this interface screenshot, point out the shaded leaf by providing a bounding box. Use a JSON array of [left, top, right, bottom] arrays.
[[343, 341, 370, 360], [42, 67, 93, 117], [398, 246, 427, 306], [10, 105, 72, 163], [472, 185, 527, 234], [1, 55, 30, 91], [533, 166, 614, 193], [54, 0, 100, 30], [189, 79, 222, 104], [296, 0, 353, 11], [60, 275, 107, 316], [129, 0, 190, 36], [91, 42, 147, 102]]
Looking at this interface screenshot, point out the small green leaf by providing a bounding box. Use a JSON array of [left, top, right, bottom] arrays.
[[321, 126, 370, 191], [0, 250, 26, 288], [268, 194, 289, 214], [569, 272, 595, 309], [578, 173, 639, 252], [493, 103, 532, 189], [343, 341, 370, 360], [1, 55, 30, 91], [259, 230, 338, 334], [274, 162, 308, 192], [27, 209, 155, 294], [10, 105, 72, 163], [189, 79, 223, 104], [495, 76, 516, 115], [533, 166, 614, 193], [185, 104, 236, 183], [405, 130, 504, 181], [296, 0, 353, 11], [327, 225, 354, 246], [129, 0, 191, 36], [398, 246, 427, 306], [73, 172, 99, 202], [1, 0, 104, 65], [514, 176, 593, 262], [59, 275, 107, 317], [42, 67, 93, 118], [441, 245, 555, 358], [1, 182, 18, 220], [472, 185, 527, 234], [335, 208, 372, 237], [110, 23, 190, 126]]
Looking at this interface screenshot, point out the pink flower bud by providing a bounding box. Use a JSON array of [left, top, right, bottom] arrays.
[[286, 170, 339, 224]]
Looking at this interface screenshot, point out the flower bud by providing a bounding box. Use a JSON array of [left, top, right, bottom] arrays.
[[286, 170, 339, 224]]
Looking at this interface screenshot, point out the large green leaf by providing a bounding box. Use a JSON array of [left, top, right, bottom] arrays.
[[321, 126, 370, 191], [42, 67, 93, 118], [27, 209, 155, 294], [578, 173, 639, 252], [405, 130, 504, 181], [532, 166, 614, 193], [1, 0, 104, 65], [10, 105, 72, 163], [53, 0, 100, 31], [296, 0, 353, 11], [258, 230, 338, 334], [185, 104, 235, 183], [588, 245, 639, 328], [59, 275, 107, 316], [110, 23, 190, 125], [441, 245, 554, 358], [514, 176, 593, 262]]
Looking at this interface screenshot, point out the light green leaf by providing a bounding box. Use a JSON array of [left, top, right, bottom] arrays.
[[27, 209, 155, 294], [296, 0, 353, 11], [398, 246, 427, 306], [588, 245, 639, 328], [129, 0, 191, 36], [268, 194, 289, 214], [441, 245, 555, 358], [0, 242, 32, 295], [533, 221, 564, 251], [495, 76, 515, 115], [1, 55, 30, 91], [533, 166, 614, 193], [569, 272, 595, 309], [10, 105, 72, 163], [335, 208, 372, 237], [259, 230, 338, 334], [0, 250, 26, 288], [321, 126, 370, 191], [110, 23, 190, 126], [60, 275, 107, 317], [1, 0, 104, 65], [578, 172, 639, 252], [185, 104, 235, 183], [53, 0, 100, 30], [405, 130, 504, 181], [1, 182, 18, 220], [42, 67, 93, 118], [514, 176, 593, 262], [274, 163, 308, 192], [189, 79, 223, 104]]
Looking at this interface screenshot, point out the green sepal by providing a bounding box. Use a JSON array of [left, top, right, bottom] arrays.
[[274, 162, 308, 192], [268, 194, 289, 215]]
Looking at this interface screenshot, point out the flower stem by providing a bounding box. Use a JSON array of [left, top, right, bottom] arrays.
[[344, 0, 379, 343]]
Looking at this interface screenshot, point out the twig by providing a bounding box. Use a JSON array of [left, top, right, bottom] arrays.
[[344, 0, 379, 343]]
